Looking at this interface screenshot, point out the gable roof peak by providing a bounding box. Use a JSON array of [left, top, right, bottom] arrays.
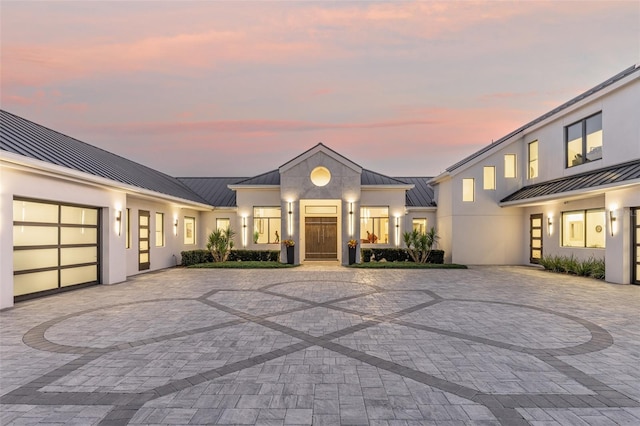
[[279, 142, 362, 174]]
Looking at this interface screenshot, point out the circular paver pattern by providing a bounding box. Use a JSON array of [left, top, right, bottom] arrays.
[[1, 266, 639, 425]]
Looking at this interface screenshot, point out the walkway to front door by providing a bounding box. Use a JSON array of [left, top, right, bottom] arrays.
[[305, 217, 337, 260]]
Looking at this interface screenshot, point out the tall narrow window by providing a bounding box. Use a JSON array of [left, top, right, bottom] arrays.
[[155, 212, 164, 247], [462, 178, 475, 202], [253, 207, 281, 244], [504, 154, 516, 178], [528, 141, 538, 179], [566, 112, 602, 167], [360, 207, 389, 244], [125, 208, 131, 249], [184, 217, 196, 245], [483, 166, 495, 190]]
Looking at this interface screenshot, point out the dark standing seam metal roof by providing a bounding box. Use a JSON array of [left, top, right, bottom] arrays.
[[395, 177, 436, 207], [177, 177, 245, 207], [233, 169, 280, 185], [361, 169, 409, 185], [500, 160, 640, 203], [1, 110, 209, 205], [446, 64, 640, 173]]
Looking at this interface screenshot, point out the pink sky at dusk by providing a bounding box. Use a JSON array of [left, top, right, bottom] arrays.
[[1, 1, 638, 177]]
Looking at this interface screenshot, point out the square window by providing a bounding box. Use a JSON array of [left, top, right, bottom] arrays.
[[360, 207, 389, 244]]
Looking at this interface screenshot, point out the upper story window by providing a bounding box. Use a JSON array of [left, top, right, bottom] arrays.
[[566, 112, 602, 168], [360, 207, 388, 244], [462, 178, 475, 202], [483, 166, 495, 190], [504, 154, 516, 178], [528, 141, 538, 179], [253, 207, 281, 244]]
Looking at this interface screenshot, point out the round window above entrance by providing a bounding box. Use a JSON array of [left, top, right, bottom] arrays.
[[310, 166, 331, 187]]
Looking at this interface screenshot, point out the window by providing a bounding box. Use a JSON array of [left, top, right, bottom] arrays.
[[483, 166, 495, 190], [562, 209, 605, 248], [412, 218, 428, 234], [528, 141, 538, 179], [253, 207, 281, 244], [125, 208, 131, 249], [462, 178, 474, 202], [184, 217, 196, 245], [566, 112, 602, 168], [360, 207, 389, 244], [504, 154, 516, 178], [216, 218, 230, 231], [155, 213, 164, 247]]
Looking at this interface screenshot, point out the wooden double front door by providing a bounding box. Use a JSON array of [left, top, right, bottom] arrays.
[[305, 217, 337, 260]]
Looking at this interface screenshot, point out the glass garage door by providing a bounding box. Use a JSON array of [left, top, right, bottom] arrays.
[[13, 198, 100, 300]]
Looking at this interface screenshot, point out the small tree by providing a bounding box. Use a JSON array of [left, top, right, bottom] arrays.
[[207, 226, 236, 262], [403, 227, 440, 263]]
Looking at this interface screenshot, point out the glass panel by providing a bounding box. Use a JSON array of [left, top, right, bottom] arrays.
[[532, 229, 541, 238], [532, 218, 542, 227], [61, 227, 97, 245], [14, 270, 58, 296], [140, 253, 149, 263], [412, 219, 428, 234], [216, 218, 230, 231], [13, 248, 58, 272], [125, 209, 131, 249], [253, 207, 281, 218], [13, 226, 58, 246], [586, 210, 606, 248], [483, 167, 495, 190], [462, 178, 474, 202], [360, 207, 389, 218], [586, 114, 602, 161], [184, 217, 195, 244], [61, 247, 97, 266], [140, 240, 149, 251], [269, 218, 281, 243], [155, 213, 164, 247], [528, 141, 538, 179], [567, 122, 583, 167], [140, 214, 149, 226], [61, 266, 97, 287], [504, 154, 516, 178], [60, 206, 98, 225], [13, 200, 58, 223], [532, 240, 541, 248], [140, 228, 149, 239], [531, 250, 541, 259], [562, 211, 585, 247], [305, 206, 338, 214]]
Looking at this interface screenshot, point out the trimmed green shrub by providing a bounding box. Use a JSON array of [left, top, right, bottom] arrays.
[[539, 255, 605, 280], [361, 248, 444, 264], [181, 249, 280, 266]]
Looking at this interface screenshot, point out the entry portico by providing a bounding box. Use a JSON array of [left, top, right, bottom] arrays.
[[230, 143, 414, 264]]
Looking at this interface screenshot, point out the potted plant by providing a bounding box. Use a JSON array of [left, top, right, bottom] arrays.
[[347, 239, 358, 265], [283, 239, 295, 264]]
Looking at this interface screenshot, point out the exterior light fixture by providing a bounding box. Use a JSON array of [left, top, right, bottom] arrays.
[[174, 218, 179, 236], [609, 210, 616, 236], [547, 216, 553, 236], [287, 201, 293, 238], [349, 202, 354, 237], [115, 210, 122, 236], [395, 216, 400, 247], [242, 216, 248, 247]]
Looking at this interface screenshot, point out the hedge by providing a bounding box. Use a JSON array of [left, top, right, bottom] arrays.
[[361, 248, 444, 264], [181, 249, 280, 266]]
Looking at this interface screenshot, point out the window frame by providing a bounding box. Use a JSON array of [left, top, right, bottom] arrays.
[[565, 112, 602, 168], [504, 154, 517, 178], [528, 140, 538, 179], [183, 216, 196, 245], [462, 178, 475, 202], [412, 218, 428, 234], [253, 207, 281, 244], [561, 208, 606, 248], [155, 212, 164, 247], [360, 206, 389, 244], [216, 218, 230, 232], [483, 166, 495, 190]]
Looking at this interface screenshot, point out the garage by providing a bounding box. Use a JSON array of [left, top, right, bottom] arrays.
[[13, 198, 100, 300]]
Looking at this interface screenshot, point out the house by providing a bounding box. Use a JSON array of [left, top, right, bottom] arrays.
[[1, 64, 638, 309]]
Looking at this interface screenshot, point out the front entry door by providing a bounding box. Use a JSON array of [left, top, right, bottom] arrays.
[[633, 208, 639, 285], [305, 217, 337, 259], [139, 210, 150, 271], [530, 214, 543, 264]]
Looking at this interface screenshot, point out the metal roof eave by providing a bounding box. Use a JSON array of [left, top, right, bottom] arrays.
[[2, 151, 214, 211], [361, 184, 415, 190], [499, 179, 640, 208], [227, 184, 280, 190]]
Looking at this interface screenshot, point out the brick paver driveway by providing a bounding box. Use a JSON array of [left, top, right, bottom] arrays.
[[1, 266, 640, 425]]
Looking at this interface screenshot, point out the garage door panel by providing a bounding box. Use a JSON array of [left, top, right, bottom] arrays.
[[13, 226, 58, 246], [60, 227, 97, 245], [13, 200, 59, 223], [61, 266, 97, 287], [13, 248, 58, 272], [61, 247, 97, 266], [14, 271, 58, 296], [61, 206, 98, 225]]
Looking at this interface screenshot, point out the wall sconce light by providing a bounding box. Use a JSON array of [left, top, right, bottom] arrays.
[[395, 216, 400, 247], [287, 201, 293, 238], [242, 216, 248, 247], [115, 210, 122, 236], [609, 210, 616, 236], [547, 216, 553, 236], [349, 202, 354, 237], [174, 218, 179, 236]]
